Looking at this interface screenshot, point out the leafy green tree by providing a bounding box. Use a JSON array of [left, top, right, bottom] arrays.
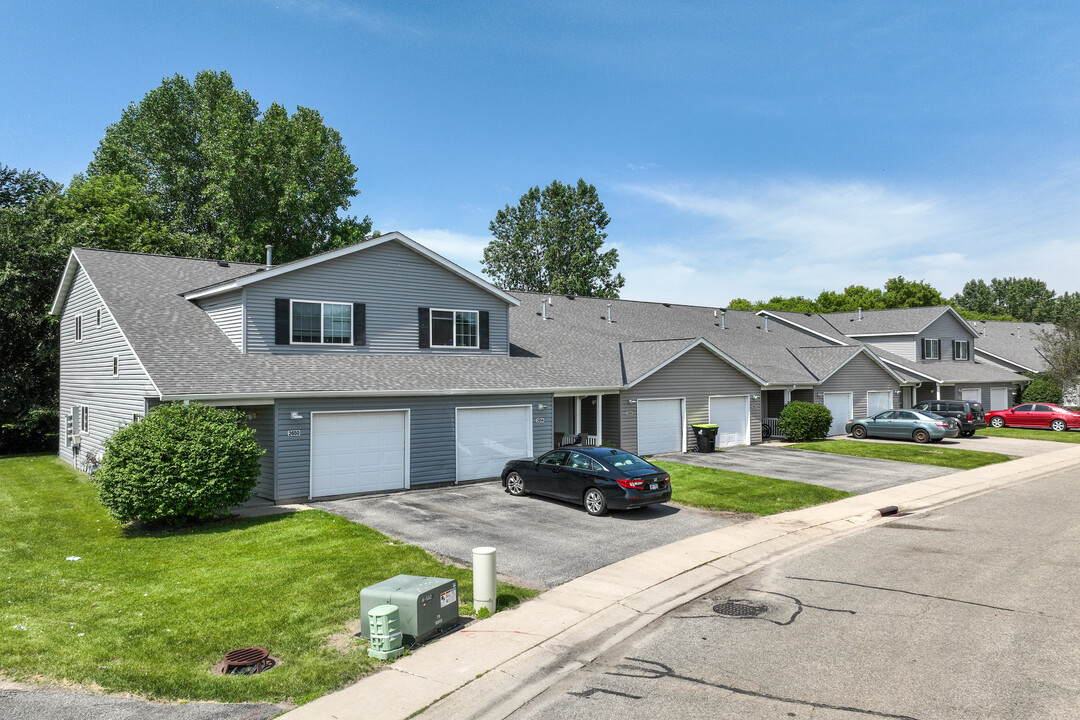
[[988, 277, 1057, 322], [89, 70, 371, 264], [1039, 316, 1080, 396], [951, 279, 997, 315], [881, 276, 945, 308], [817, 285, 884, 313], [0, 166, 64, 453], [758, 295, 820, 313], [726, 298, 755, 311], [1052, 292, 1080, 324], [483, 179, 624, 297]]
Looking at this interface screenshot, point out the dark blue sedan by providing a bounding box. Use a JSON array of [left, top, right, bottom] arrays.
[[501, 446, 671, 516]]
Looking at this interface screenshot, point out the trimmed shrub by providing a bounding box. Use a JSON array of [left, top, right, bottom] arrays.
[[777, 401, 833, 442], [1021, 372, 1063, 405], [94, 403, 263, 523]]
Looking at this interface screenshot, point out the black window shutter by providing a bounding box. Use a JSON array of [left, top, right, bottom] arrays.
[[275, 298, 290, 345], [418, 307, 430, 348], [920, 338, 926, 360], [479, 310, 490, 350], [353, 303, 366, 346]]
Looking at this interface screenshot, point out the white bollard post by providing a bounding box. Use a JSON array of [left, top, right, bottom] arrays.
[[472, 546, 497, 614]]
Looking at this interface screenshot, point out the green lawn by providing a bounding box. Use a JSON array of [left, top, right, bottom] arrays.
[[785, 439, 1012, 469], [976, 427, 1080, 443], [0, 455, 535, 704], [653, 461, 853, 515]]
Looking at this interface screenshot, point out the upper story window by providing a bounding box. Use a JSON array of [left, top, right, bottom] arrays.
[[291, 300, 352, 345], [74, 314, 82, 342], [953, 340, 969, 360], [921, 338, 939, 360], [431, 309, 479, 348]]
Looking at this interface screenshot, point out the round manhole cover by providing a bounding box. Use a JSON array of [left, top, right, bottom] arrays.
[[713, 599, 768, 618]]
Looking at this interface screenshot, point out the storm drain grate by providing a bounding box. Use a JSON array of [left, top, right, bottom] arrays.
[[713, 599, 768, 618], [211, 647, 281, 675]]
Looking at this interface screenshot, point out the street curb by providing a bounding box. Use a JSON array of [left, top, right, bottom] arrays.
[[283, 444, 1080, 720]]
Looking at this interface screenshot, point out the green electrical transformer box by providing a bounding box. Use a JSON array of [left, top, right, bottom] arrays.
[[360, 575, 459, 643]]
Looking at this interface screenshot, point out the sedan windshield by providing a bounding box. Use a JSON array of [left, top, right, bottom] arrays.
[[603, 451, 653, 471]]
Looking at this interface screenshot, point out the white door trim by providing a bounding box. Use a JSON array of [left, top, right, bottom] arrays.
[[636, 397, 687, 454], [454, 404, 534, 483], [707, 394, 751, 448], [308, 408, 411, 499]]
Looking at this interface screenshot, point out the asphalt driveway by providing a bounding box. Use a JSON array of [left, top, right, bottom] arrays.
[[650, 444, 953, 494], [313, 483, 739, 588]]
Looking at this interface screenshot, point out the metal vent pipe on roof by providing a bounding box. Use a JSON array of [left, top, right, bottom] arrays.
[[721, 311, 726, 330], [607, 304, 612, 323], [264, 244, 273, 269], [857, 307, 862, 321], [542, 299, 548, 320], [764, 316, 769, 332]]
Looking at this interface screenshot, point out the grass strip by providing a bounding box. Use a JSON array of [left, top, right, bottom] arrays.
[[785, 439, 1012, 469], [976, 427, 1080, 443], [653, 461, 853, 516]]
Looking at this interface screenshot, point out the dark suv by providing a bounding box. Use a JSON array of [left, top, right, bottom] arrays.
[[913, 400, 986, 437]]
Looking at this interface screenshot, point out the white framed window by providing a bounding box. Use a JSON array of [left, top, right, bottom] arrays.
[[81, 406, 89, 433], [922, 338, 939, 360], [430, 309, 479, 348], [290, 300, 352, 345], [953, 340, 969, 360], [112, 355, 119, 377], [74, 314, 82, 342], [66, 414, 73, 446]]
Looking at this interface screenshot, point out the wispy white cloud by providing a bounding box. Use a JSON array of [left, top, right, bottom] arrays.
[[615, 176, 1080, 305], [267, 0, 419, 35]]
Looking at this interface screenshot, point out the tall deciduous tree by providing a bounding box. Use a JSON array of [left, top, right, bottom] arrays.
[[881, 276, 945, 308], [1039, 316, 1080, 396], [89, 70, 371, 264], [483, 179, 624, 297]]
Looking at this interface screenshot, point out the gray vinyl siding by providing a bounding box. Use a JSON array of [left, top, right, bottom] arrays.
[[244, 405, 275, 500], [816, 354, 900, 419], [620, 345, 761, 454], [244, 241, 511, 355], [862, 336, 916, 360], [917, 313, 976, 364], [198, 290, 244, 351], [916, 384, 942, 403], [602, 394, 622, 448], [273, 393, 552, 501], [58, 265, 157, 466], [948, 384, 1016, 408]]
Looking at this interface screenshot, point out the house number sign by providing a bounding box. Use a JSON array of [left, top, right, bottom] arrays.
[[287, 429, 301, 437], [534, 417, 545, 423]]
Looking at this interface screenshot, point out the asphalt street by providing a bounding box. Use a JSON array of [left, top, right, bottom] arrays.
[[508, 465, 1080, 720], [0, 684, 286, 720], [314, 482, 739, 588]]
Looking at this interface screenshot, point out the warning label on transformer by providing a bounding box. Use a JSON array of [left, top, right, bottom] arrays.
[[441, 586, 457, 608]]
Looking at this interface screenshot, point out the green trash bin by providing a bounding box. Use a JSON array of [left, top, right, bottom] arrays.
[[692, 424, 719, 453]]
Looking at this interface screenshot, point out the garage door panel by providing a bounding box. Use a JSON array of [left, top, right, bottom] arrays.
[[311, 411, 407, 497], [823, 393, 853, 436], [867, 391, 893, 417], [709, 396, 749, 448], [638, 399, 683, 455], [990, 387, 1010, 411], [457, 406, 532, 482]]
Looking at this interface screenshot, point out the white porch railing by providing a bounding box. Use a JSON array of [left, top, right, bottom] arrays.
[[764, 418, 786, 439]]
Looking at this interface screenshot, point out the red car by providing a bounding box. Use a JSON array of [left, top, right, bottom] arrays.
[[985, 403, 1080, 432]]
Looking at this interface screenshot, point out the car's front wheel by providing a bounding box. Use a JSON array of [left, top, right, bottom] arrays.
[[990, 416, 1006, 428], [913, 429, 930, 443], [1051, 419, 1068, 432], [851, 425, 867, 439], [583, 488, 608, 516], [505, 471, 526, 496]]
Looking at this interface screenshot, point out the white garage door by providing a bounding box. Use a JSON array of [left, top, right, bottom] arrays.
[[990, 387, 1010, 411], [867, 391, 893, 417], [310, 410, 407, 497], [823, 392, 853, 436], [961, 388, 982, 404], [709, 395, 750, 448], [456, 406, 532, 482], [637, 398, 684, 455]]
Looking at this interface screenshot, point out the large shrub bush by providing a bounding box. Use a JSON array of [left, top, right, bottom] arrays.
[[777, 401, 833, 442], [1020, 372, 1063, 405], [95, 403, 263, 523]]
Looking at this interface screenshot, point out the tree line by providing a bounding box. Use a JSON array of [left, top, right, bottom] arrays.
[[727, 276, 1080, 324]]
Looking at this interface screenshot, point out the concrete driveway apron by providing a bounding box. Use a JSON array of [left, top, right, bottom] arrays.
[[649, 444, 951, 495]]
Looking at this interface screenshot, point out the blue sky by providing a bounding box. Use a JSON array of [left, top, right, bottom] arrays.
[[4, 1, 1080, 305]]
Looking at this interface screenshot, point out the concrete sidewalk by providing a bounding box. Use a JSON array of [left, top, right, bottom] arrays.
[[283, 445, 1080, 720]]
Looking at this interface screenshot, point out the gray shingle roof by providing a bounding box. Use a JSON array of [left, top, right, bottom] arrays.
[[818, 306, 956, 336], [870, 347, 1027, 384], [969, 320, 1051, 372]]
